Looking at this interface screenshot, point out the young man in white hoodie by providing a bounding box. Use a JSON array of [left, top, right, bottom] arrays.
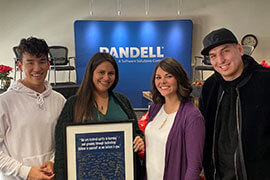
[[0, 37, 66, 180]]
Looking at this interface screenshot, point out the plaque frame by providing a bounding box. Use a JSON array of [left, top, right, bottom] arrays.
[[64, 120, 134, 180]]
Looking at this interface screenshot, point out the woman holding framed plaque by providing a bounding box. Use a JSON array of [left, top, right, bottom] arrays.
[[54, 52, 144, 180], [144, 58, 205, 180]]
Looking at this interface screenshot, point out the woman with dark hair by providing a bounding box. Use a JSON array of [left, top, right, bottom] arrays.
[[144, 57, 205, 180], [54, 52, 144, 179]]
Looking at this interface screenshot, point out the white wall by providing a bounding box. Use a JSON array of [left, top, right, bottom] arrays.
[[1, 0, 269, 82]]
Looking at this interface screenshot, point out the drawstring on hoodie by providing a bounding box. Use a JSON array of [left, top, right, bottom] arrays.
[[8, 81, 50, 110], [36, 94, 45, 110]]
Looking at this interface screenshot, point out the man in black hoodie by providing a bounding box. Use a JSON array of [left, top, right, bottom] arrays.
[[199, 28, 270, 180]]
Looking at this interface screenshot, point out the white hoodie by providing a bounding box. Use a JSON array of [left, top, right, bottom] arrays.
[[0, 81, 66, 180]]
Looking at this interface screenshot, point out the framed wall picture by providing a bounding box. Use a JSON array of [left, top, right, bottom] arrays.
[[65, 120, 134, 180]]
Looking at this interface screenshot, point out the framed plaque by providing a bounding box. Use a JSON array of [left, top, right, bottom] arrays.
[[65, 120, 134, 180]]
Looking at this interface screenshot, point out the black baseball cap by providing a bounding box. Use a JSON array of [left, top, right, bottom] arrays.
[[201, 28, 238, 55]]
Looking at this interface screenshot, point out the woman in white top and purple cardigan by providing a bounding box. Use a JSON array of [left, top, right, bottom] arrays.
[[144, 57, 205, 180]]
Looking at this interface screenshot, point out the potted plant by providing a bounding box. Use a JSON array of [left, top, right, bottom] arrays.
[[0, 64, 13, 90], [191, 80, 204, 97]]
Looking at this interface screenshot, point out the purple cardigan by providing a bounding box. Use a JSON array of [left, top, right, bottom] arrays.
[[146, 100, 205, 180]]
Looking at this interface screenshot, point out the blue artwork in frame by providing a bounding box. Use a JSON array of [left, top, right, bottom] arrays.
[[75, 131, 125, 179]]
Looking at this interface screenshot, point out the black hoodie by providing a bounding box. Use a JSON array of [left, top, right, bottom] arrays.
[[199, 55, 270, 180]]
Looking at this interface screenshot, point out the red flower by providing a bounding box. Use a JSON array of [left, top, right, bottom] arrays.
[[192, 80, 204, 88], [261, 60, 270, 68], [0, 64, 13, 80]]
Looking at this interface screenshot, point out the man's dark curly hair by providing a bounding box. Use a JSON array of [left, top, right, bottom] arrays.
[[17, 37, 49, 62]]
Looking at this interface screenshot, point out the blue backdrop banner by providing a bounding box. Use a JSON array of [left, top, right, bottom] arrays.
[[74, 20, 193, 108]]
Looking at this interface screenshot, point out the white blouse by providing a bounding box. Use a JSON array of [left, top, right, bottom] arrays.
[[145, 105, 176, 180]]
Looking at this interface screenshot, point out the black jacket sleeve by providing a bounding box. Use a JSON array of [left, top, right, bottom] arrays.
[[54, 96, 76, 180]]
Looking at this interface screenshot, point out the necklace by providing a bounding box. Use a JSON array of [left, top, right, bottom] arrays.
[[159, 101, 180, 129], [97, 110, 101, 121], [95, 104, 104, 121], [159, 108, 169, 130], [95, 91, 109, 113], [159, 117, 168, 130], [96, 98, 108, 113]]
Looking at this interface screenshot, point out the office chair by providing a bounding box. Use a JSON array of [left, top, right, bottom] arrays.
[[48, 46, 76, 86], [242, 45, 254, 56], [12, 46, 22, 80], [192, 56, 214, 81]]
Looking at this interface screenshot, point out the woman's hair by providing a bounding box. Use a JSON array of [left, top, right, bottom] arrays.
[[151, 57, 192, 104], [74, 52, 119, 123]]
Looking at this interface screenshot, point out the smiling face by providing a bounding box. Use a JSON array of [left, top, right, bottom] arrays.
[[209, 43, 244, 81], [92, 61, 116, 94], [17, 52, 50, 93], [154, 67, 178, 99]]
